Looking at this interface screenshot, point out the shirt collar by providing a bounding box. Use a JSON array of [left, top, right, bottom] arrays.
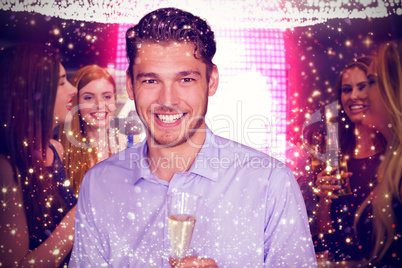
[[132, 125, 219, 184], [187, 126, 219, 182], [131, 140, 159, 184]]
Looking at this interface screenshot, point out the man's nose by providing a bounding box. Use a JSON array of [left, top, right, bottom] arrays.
[[158, 83, 179, 106]]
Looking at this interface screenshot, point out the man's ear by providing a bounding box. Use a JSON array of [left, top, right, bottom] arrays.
[[126, 70, 134, 100], [208, 65, 219, 97]]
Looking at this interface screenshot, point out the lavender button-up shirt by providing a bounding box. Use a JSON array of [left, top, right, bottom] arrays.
[[69, 127, 317, 267]]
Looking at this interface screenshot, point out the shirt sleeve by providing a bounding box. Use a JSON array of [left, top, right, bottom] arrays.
[[263, 168, 317, 267], [69, 171, 109, 267]]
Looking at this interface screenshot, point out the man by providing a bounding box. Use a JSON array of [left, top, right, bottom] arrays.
[[70, 7, 317, 267]]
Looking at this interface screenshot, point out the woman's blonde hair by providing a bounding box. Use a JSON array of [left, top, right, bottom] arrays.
[[60, 65, 116, 194], [356, 40, 402, 263]]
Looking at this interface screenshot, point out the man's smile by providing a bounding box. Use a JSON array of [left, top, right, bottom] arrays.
[[156, 113, 185, 124]]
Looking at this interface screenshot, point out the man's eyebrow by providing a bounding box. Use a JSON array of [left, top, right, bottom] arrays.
[[135, 71, 201, 80], [176, 70, 201, 78], [136, 72, 159, 80]]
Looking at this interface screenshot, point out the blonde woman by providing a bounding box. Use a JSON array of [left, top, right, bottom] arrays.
[[358, 40, 402, 266]]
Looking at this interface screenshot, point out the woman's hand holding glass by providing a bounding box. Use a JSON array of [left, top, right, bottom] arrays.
[[313, 168, 353, 234], [315, 167, 353, 200], [169, 256, 218, 268]]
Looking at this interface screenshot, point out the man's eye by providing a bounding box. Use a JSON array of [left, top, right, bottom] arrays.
[[83, 96, 92, 100], [182, 78, 195, 83], [143, 79, 157, 84]]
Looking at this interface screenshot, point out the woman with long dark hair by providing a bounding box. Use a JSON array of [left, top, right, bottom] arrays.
[[0, 44, 77, 267], [312, 56, 386, 264]]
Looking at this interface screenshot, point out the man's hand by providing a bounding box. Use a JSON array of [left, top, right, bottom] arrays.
[[169, 256, 218, 268]]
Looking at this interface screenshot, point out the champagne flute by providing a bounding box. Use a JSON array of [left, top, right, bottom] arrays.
[[325, 124, 351, 196], [167, 192, 200, 260]]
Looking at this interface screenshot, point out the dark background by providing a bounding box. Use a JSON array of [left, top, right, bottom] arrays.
[[0, 10, 119, 74]]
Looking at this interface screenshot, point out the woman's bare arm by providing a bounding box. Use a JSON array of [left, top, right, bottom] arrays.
[[0, 155, 76, 267]]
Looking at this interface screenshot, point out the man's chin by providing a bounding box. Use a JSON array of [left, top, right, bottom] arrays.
[[150, 136, 187, 148], [146, 118, 206, 148]]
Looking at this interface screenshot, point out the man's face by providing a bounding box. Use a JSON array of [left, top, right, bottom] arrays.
[[126, 42, 218, 147]]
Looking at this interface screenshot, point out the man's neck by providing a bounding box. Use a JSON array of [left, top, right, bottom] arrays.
[[147, 128, 207, 182]]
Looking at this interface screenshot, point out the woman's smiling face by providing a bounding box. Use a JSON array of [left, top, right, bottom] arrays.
[[340, 67, 370, 125], [53, 63, 77, 126], [78, 78, 116, 130]]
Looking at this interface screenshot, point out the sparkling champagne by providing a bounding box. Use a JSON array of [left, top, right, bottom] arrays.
[[325, 154, 351, 196], [168, 214, 196, 259], [325, 124, 351, 196]]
